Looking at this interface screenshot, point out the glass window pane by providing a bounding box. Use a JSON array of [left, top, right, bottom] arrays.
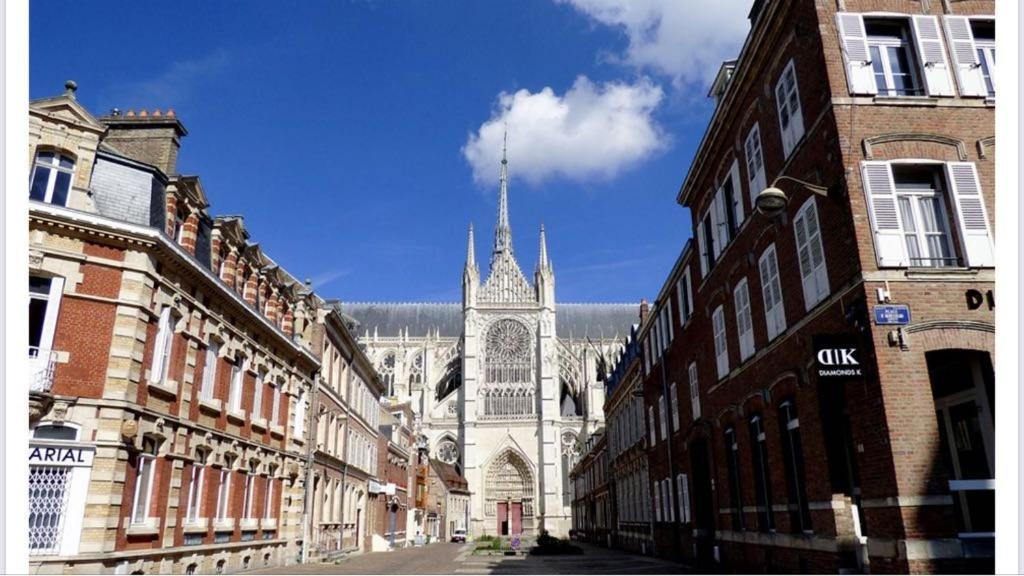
[[30, 276, 53, 294], [59, 155, 75, 170], [29, 298, 48, 350], [36, 151, 54, 164], [51, 171, 71, 206], [30, 167, 50, 201], [33, 425, 78, 441]]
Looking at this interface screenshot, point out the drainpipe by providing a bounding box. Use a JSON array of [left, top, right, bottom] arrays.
[[657, 355, 680, 561], [301, 369, 321, 564]]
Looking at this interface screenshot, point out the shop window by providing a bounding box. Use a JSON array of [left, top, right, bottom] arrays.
[[778, 399, 812, 532], [724, 427, 744, 531], [748, 415, 775, 532]]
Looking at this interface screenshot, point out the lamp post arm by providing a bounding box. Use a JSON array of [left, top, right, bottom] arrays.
[[770, 175, 829, 196]]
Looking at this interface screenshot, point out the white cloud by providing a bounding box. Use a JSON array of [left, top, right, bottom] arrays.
[[558, 0, 752, 87], [463, 76, 668, 186], [110, 50, 231, 107]]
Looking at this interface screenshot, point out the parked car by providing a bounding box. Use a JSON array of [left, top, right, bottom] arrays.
[[451, 528, 467, 543]]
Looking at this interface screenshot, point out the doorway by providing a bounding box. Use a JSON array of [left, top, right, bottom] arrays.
[[928, 350, 994, 536]]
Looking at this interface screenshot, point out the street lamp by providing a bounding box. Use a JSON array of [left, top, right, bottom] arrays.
[[755, 175, 830, 218]]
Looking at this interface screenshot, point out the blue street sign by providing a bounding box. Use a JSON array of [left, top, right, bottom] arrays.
[[874, 305, 911, 325]]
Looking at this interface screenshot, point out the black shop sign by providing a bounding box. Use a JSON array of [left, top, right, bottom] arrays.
[[812, 335, 863, 381]]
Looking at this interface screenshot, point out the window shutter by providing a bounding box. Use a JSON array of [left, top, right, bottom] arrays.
[[805, 202, 830, 302], [713, 307, 729, 379], [861, 161, 909, 267], [681, 474, 691, 523], [793, 210, 817, 310], [836, 13, 877, 95], [759, 255, 777, 339], [911, 15, 955, 96], [689, 363, 700, 421], [696, 221, 708, 277], [745, 124, 767, 206], [943, 16, 987, 97], [945, 162, 994, 267], [730, 160, 745, 226], [151, 308, 171, 382], [713, 188, 728, 254], [793, 199, 829, 310]]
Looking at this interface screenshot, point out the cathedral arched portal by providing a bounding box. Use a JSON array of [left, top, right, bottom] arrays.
[[485, 449, 534, 535]]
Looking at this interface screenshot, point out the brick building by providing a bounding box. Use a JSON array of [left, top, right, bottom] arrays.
[[364, 402, 415, 550], [306, 303, 386, 560], [569, 432, 611, 548], [28, 85, 318, 574], [631, 0, 996, 573], [588, 320, 653, 555], [426, 458, 471, 541]]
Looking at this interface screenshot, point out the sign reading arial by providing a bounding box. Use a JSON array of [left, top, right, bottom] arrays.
[[29, 444, 94, 466], [812, 335, 864, 380], [873, 305, 911, 325]]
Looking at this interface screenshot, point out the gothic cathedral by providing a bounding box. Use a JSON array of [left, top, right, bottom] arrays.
[[340, 143, 638, 537]]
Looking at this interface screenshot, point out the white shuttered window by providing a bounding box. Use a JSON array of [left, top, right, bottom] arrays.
[[758, 245, 787, 341], [712, 306, 729, 379], [734, 279, 755, 361], [775, 59, 805, 158], [793, 198, 830, 310], [689, 363, 701, 421], [744, 124, 767, 204]]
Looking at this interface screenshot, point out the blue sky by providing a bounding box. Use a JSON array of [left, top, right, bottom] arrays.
[[30, 0, 751, 303]]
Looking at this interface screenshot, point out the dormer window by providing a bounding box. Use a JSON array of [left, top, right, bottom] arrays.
[[173, 208, 187, 244], [30, 151, 75, 206]]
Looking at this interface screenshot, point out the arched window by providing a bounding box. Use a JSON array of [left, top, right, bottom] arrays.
[[379, 352, 396, 396], [30, 150, 75, 206], [408, 351, 423, 386]]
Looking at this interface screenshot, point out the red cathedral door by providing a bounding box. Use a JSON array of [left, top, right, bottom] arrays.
[[511, 503, 523, 535], [497, 502, 509, 535]]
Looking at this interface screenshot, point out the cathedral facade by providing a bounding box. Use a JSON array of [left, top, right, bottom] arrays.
[[339, 148, 637, 538]]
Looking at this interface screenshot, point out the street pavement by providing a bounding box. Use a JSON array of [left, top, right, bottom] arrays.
[[249, 541, 691, 575]]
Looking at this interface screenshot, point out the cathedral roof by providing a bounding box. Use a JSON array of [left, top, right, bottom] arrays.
[[339, 301, 639, 341]]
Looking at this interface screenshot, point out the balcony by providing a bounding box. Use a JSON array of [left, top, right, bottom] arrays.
[[29, 348, 58, 424]]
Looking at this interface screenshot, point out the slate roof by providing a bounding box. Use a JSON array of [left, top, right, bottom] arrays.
[[339, 302, 639, 341], [430, 459, 469, 492]]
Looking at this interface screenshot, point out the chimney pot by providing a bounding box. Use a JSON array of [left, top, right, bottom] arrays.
[[139, 109, 149, 117], [152, 109, 162, 117], [110, 108, 121, 116], [126, 110, 135, 117], [166, 108, 175, 117]]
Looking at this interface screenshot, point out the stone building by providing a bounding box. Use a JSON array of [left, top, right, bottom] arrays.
[[306, 303, 386, 560], [629, 0, 995, 573], [568, 432, 611, 548], [338, 143, 638, 538], [28, 85, 317, 573]]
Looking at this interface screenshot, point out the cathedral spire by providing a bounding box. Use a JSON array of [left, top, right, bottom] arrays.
[[538, 224, 550, 271], [493, 129, 512, 258], [466, 223, 476, 269]]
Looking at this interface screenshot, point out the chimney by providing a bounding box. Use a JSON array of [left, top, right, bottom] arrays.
[[98, 109, 188, 176], [748, 0, 767, 28], [639, 298, 650, 324]]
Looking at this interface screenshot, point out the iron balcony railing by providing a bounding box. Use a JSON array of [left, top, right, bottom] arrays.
[[29, 347, 58, 394]]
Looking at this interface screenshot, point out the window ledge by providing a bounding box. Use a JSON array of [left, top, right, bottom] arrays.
[[147, 379, 178, 399], [251, 417, 268, 432], [126, 519, 160, 536], [270, 424, 285, 438], [226, 408, 247, 424], [872, 95, 939, 106], [213, 518, 236, 532], [239, 518, 260, 531], [183, 518, 209, 533], [261, 518, 278, 530], [198, 397, 223, 415], [904, 266, 979, 279]]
